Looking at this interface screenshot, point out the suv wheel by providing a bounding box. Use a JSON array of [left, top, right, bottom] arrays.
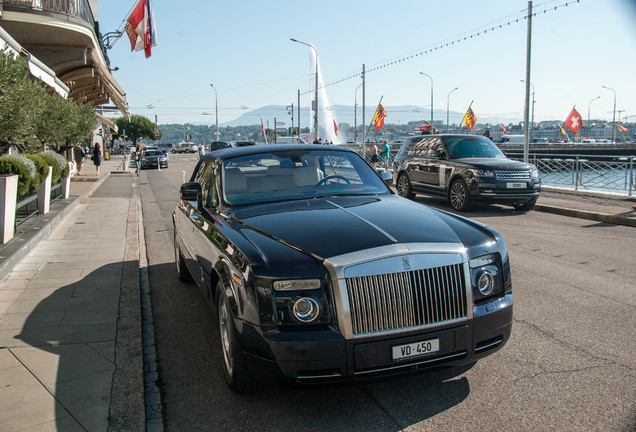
[[397, 173, 415, 199], [449, 179, 472, 211]]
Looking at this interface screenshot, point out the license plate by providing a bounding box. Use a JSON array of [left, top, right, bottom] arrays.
[[507, 182, 526, 189], [392, 339, 440, 361]]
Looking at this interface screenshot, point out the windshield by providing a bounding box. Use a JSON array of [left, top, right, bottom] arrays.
[[222, 149, 390, 206], [144, 150, 163, 156], [443, 136, 507, 159]]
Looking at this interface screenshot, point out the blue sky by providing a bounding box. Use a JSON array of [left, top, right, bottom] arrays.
[[98, 0, 636, 131]]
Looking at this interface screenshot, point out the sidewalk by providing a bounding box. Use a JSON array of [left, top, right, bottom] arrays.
[[0, 155, 144, 431], [0, 158, 634, 431]]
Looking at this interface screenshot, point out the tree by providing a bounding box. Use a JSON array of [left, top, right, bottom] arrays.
[[113, 114, 158, 144], [0, 50, 97, 154]]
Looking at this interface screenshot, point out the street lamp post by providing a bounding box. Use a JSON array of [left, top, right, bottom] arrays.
[[419, 72, 434, 127], [520, 80, 535, 143], [446, 87, 458, 133], [354, 82, 363, 144], [210, 84, 219, 141], [291, 38, 319, 139], [601, 85, 616, 143], [587, 96, 600, 139]]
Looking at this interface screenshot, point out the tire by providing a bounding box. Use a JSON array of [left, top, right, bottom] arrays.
[[396, 173, 415, 199], [448, 178, 472, 212], [217, 285, 255, 393], [513, 198, 537, 211], [174, 234, 193, 282]]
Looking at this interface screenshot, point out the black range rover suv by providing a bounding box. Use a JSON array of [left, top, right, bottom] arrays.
[[393, 134, 541, 211]]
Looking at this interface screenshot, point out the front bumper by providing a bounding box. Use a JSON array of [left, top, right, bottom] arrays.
[[239, 292, 512, 384], [469, 178, 541, 204]]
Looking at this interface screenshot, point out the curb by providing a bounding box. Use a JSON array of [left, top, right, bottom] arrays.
[[534, 204, 636, 228]]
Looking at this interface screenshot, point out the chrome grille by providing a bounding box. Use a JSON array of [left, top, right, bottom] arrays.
[[495, 170, 530, 180], [346, 263, 467, 335]]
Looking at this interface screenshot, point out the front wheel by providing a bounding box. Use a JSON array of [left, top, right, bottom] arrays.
[[448, 179, 472, 211], [174, 233, 193, 282], [396, 173, 415, 199], [217, 286, 255, 393]]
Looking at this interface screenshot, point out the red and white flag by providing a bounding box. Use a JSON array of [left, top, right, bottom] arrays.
[[125, 0, 157, 58], [498, 122, 507, 135], [564, 106, 583, 134], [333, 119, 338, 136]]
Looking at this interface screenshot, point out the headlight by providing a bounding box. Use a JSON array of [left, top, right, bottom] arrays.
[[478, 271, 495, 295], [530, 168, 540, 180], [274, 279, 321, 291], [471, 169, 495, 178], [272, 279, 331, 326], [470, 254, 496, 268], [292, 297, 321, 323]]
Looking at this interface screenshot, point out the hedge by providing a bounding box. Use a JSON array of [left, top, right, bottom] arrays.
[[25, 154, 49, 186], [0, 155, 34, 196], [39, 151, 69, 183]]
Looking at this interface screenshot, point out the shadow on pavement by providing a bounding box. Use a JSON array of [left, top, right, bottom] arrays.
[[148, 259, 473, 431], [13, 262, 122, 431]]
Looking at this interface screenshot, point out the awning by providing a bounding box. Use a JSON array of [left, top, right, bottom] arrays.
[[95, 112, 117, 131]]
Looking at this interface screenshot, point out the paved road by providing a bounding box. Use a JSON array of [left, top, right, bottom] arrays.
[[141, 154, 635, 431]]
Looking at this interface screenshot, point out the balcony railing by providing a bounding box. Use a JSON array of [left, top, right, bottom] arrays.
[[0, 0, 95, 27]]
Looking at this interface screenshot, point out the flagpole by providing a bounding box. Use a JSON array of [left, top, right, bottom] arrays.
[[523, 0, 533, 162], [361, 64, 366, 158]]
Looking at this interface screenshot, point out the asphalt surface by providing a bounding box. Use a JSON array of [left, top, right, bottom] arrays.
[[0, 154, 634, 431]]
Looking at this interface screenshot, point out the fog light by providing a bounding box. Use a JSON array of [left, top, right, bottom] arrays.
[[292, 297, 320, 323], [478, 271, 495, 296]]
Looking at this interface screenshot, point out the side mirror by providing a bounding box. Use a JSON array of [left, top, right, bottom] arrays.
[[379, 169, 393, 186], [180, 182, 202, 207]]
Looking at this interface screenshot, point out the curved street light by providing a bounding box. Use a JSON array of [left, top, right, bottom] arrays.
[[587, 96, 600, 139], [601, 85, 616, 143], [420, 72, 434, 127], [354, 82, 363, 144], [446, 87, 458, 133], [210, 84, 219, 141], [291, 38, 319, 138], [520, 80, 535, 143]]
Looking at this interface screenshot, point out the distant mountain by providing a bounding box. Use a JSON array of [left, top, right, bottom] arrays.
[[220, 105, 522, 128]]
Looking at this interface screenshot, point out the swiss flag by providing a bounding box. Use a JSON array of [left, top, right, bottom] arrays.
[[564, 107, 583, 134]]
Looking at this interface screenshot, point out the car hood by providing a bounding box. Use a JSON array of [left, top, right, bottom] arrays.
[[227, 195, 488, 260], [453, 158, 535, 170]]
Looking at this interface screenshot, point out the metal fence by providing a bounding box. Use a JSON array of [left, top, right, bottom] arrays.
[[513, 154, 635, 196]]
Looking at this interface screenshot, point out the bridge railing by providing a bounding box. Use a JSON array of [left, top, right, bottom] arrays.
[[512, 153, 635, 196]]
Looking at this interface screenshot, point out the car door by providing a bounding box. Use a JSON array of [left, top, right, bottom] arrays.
[[416, 136, 446, 191], [192, 161, 226, 301]]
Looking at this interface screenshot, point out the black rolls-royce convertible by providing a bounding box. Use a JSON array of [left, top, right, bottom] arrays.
[[173, 144, 513, 392]]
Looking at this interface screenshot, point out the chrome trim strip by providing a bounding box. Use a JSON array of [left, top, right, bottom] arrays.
[[297, 372, 343, 380], [326, 200, 397, 243], [353, 351, 467, 376]]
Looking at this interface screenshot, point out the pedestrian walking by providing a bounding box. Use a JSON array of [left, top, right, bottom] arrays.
[[134, 146, 141, 176], [199, 143, 205, 158], [369, 141, 379, 167], [92, 143, 102, 175], [379, 140, 390, 169], [73, 143, 86, 175]]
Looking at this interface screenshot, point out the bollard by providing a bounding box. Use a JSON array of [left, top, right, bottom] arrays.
[[182, 171, 186, 184]]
